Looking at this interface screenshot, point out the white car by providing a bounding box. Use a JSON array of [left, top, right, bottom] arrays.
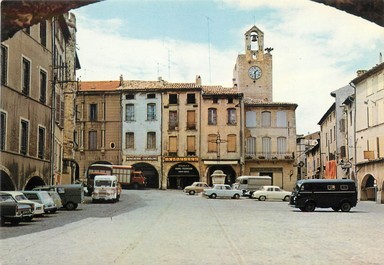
[[0, 191, 45, 216], [252, 186, 291, 201], [203, 184, 241, 199]]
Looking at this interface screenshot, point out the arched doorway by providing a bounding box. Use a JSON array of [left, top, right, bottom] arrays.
[[207, 165, 237, 185], [0, 170, 15, 191], [361, 174, 376, 201], [24, 176, 45, 190], [132, 163, 159, 189], [168, 163, 199, 189]]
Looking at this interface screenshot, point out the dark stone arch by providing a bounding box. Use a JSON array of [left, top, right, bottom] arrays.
[[24, 176, 46, 190], [0, 170, 15, 190]]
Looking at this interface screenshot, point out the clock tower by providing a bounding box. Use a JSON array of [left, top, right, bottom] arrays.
[[233, 26, 273, 101]]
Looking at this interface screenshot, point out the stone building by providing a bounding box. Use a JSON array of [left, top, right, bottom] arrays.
[[317, 103, 337, 179], [120, 79, 164, 189], [296, 132, 320, 179], [233, 25, 298, 191], [74, 80, 122, 182], [200, 85, 244, 186], [350, 62, 384, 203], [1, 14, 77, 190]]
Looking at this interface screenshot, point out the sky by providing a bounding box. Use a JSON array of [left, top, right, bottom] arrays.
[[72, 0, 384, 135]]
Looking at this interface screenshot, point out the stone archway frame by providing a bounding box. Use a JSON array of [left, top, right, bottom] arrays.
[[206, 165, 237, 186], [167, 163, 200, 189], [24, 171, 46, 190], [0, 165, 16, 190], [360, 173, 376, 201]]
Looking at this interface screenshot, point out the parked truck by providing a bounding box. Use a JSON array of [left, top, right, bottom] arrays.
[[233, 176, 272, 197], [92, 175, 122, 203], [86, 164, 146, 195]]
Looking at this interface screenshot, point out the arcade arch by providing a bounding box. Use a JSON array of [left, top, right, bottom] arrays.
[[360, 174, 376, 201], [206, 165, 237, 186], [167, 163, 199, 189], [132, 162, 159, 189], [0, 169, 15, 190]]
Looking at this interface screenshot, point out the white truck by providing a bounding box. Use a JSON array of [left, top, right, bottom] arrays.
[[92, 175, 121, 203], [233, 176, 272, 197]]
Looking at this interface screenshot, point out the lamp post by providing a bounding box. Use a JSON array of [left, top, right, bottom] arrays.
[[210, 132, 227, 160]]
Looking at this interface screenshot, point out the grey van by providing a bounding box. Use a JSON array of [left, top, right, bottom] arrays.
[[289, 179, 357, 212]]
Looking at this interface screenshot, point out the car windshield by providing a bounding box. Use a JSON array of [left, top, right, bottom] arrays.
[[41, 192, 52, 200], [15, 194, 28, 201], [95, 180, 112, 187], [0, 195, 15, 202]]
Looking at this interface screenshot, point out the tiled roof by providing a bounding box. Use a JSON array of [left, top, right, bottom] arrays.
[[121, 80, 201, 90], [79, 81, 121, 91], [202, 86, 242, 95], [244, 97, 298, 107]]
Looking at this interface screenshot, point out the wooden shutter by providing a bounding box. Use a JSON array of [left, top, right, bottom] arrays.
[[187, 110, 195, 129], [169, 136, 177, 152], [227, 134, 236, 152], [187, 136, 195, 152]]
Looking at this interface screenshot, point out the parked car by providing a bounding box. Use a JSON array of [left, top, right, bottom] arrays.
[[0, 194, 33, 225], [203, 184, 241, 199], [252, 186, 291, 201], [33, 184, 83, 210], [183, 182, 210, 195], [22, 191, 57, 214], [32, 187, 63, 209], [0, 191, 45, 218]]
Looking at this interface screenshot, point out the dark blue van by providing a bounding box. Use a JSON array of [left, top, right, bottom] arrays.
[[289, 179, 358, 212]]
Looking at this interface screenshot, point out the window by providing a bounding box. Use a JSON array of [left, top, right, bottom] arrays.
[[246, 137, 256, 156], [169, 94, 178, 104], [90, 104, 97, 121], [227, 134, 236, 152], [187, 93, 196, 104], [340, 185, 349, 191], [22, 58, 31, 95], [277, 137, 287, 154], [261, 111, 271, 127], [262, 137, 271, 158], [246, 111, 256, 127], [227, 98, 233, 104], [1, 45, 8, 85], [169, 136, 177, 155], [89, 131, 97, 150], [213, 98, 218, 104], [20, 120, 29, 155], [40, 21, 47, 47], [125, 132, 134, 149], [147, 132, 156, 149], [125, 104, 134, 121], [327, 185, 336, 191], [169, 111, 178, 130], [187, 136, 196, 155], [125, 94, 134, 100], [227, 108, 236, 125], [147, 93, 156, 99], [39, 70, 47, 104], [38, 126, 45, 159], [208, 108, 217, 125], [0, 111, 6, 150], [147, 103, 156, 120], [187, 110, 196, 130], [276, 111, 287, 127], [208, 134, 217, 152]]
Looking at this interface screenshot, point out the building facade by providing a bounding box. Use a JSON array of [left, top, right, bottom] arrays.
[[351, 63, 384, 203]]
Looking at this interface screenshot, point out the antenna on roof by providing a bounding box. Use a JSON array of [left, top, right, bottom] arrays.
[[205, 15, 213, 85]]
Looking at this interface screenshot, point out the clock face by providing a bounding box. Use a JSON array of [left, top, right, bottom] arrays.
[[248, 66, 262, 80]]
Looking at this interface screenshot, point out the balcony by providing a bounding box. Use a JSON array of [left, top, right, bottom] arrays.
[[245, 152, 294, 161]]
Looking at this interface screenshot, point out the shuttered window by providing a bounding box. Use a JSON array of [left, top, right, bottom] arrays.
[[227, 134, 236, 152], [262, 137, 271, 157], [89, 131, 97, 150], [246, 111, 256, 127], [277, 137, 286, 154], [187, 110, 196, 129], [125, 132, 134, 149], [261, 111, 271, 127], [208, 134, 217, 152], [208, 108, 217, 125], [147, 132, 156, 149], [187, 136, 195, 155], [169, 136, 177, 153], [246, 137, 256, 156]]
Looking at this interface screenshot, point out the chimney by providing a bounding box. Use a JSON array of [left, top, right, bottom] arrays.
[[196, 75, 201, 86], [356, 70, 367, 77], [119, 74, 124, 86]]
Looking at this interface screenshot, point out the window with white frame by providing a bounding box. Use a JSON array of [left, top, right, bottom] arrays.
[[147, 103, 156, 120], [125, 104, 134, 121], [208, 108, 217, 125]]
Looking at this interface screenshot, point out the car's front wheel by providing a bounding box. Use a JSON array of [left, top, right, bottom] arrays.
[[283, 195, 290, 202], [189, 190, 195, 195], [259, 195, 266, 201], [304, 202, 316, 212], [210, 193, 217, 199]]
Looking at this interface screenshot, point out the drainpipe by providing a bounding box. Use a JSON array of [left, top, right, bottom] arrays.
[[349, 82, 358, 191], [51, 17, 56, 186]]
